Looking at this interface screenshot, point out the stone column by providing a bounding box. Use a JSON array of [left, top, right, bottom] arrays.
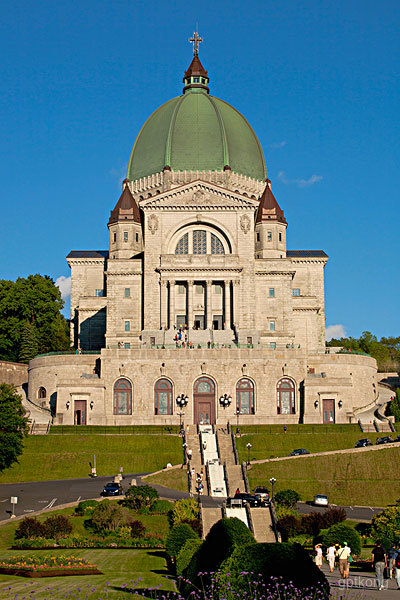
[[169, 280, 176, 329], [206, 281, 212, 329], [233, 280, 240, 329], [225, 280, 231, 329], [160, 280, 168, 329], [187, 281, 194, 328]]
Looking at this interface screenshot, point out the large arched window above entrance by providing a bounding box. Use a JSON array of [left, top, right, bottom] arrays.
[[113, 378, 132, 415], [276, 378, 295, 415], [154, 378, 173, 415], [174, 229, 227, 255], [236, 378, 255, 414], [194, 377, 215, 394]]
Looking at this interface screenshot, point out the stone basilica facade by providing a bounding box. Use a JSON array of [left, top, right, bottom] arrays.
[[28, 42, 378, 426]]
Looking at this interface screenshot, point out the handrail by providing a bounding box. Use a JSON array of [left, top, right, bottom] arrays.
[[241, 461, 250, 493], [30, 420, 35, 435], [198, 497, 204, 538], [183, 432, 187, 465], [187, 466, 192, 494], [373, 419, 379, 432], [389, 420, 396, 433], [227, 421, 230, 435], [358, 419, 364, 432], [199, 432, 205, 466], [245, 503, 255, 536], [223, 460, 230, 497], [46, 420, 51, 435], [205, 461, 211, 496], [215, 430, 221, 463], [231, 431, 239, 465], [221, 501, 227, 519], [269, 501, 280, 543]]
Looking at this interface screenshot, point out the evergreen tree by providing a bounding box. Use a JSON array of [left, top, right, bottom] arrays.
[[0, 384, 29, 473], [389, 388, 400, 422], [18, 322, 39, 363]]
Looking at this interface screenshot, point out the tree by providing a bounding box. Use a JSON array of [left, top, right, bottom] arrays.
[[275, 489, 301, 509], [90, 499, 131, 532], [371, 505, 400, 549], [18, 322, 39, 363], [0, 384, 29, 473], [326, 330, 400, 372], [318, 522, 361, 555], [388, 388, 400, 422], [0, 274, 69, 362], [120, 485, 159, 511], [168, 497, 200, 527]]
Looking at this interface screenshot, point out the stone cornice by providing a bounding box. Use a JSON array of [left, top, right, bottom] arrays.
[[256, 271, 295, 278], [156, 267, 242, 274], [293, 307, 320, 312], [67, 258, 106, 266], [290, 259, 327, 264], [105, 271, 142, 277]]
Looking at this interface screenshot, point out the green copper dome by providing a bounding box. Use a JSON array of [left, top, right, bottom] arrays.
[[127, 56, 267, 182]]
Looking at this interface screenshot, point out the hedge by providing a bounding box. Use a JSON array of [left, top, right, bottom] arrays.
[[176, 538, 203, 578], [165, 523, 199, 563]]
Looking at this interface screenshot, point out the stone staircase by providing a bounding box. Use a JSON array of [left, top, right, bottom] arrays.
[[201, 506, 223, 538], [250, 507, 276, 542], [18, 386, 52, 435]]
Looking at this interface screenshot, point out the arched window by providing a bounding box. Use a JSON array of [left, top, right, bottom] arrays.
[[236, 378, 255, 414], [113, 378, 132, 415], [155, 379, 173, 415], [174, 229, 226, 255], [211, 233, 224, 255], [194, 377, 215, 394], [277, 378, 295, 415], [38, 387, 46, 399], [175, 232, 189, 254], [193, 230, 206, 254]]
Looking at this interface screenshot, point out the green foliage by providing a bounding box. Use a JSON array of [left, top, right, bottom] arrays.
[[0, 275, 70, 362], [274, 489, 301, 508], [90, 499, 131, 532], [327, 330, 400, 372], [0, 383, 29, 473], [75, 499, 99, 516], [18, 322, 39, 363], [15, 517, 46, 540], [165, 522, 199, 562], [168, 497, 200, 527], [389, 388, 400, 422], [150, 499, 173, 514], [219, 542, 329, 599], [277, 514, 302, 541], [318, 522, 362, 555], [130, 519, 146, 538], [302, 508, 346, 536], [120, 485, 159, 511], [176, 538, 203, 577], [371, 505, 400, 548], [15, 515, 72, 541]]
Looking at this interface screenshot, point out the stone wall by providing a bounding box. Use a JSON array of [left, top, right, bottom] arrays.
[[0, 361, 28, 387]]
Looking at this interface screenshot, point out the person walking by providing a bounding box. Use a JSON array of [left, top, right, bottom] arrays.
[[388, 543, 398, 579], [372, 540, 387, 591], [314, 544, 323, 569], [326, 544, 337, 573], [394, 549, 400, 589], [187, 448, 192, 461], [338, 541, 351, 579]]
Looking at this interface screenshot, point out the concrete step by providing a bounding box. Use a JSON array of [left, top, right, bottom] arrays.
[[225, 506, 249, 527], [30, 422, 50, 435], [226, 464, 245, 496], [201, 506, 223, 538], [250, 507, 275, 542]]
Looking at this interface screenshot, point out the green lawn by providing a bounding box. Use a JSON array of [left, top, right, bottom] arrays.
[[247, 446, 400, 506], [145, 468, 189, 492], [236, 430, 387, 461], [0, 435, 182, 484]]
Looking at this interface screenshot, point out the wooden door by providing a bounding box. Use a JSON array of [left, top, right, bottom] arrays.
[[74, 400, 87, 425], [193, 377, 215, 424], [322, 399, 335, 424]]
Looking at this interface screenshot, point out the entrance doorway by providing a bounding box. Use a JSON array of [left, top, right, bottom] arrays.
[[194, 315, 205, 330], [74, 400, 87, 425], [322, 399, 335, 424], [176, 315, 186, 329], [193, 377, 215, 424], [212, 315, 223, 330]]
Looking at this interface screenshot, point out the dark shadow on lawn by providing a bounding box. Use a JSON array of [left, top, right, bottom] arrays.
[[147, 550, 167, 559], [111, 586, 179, 597]]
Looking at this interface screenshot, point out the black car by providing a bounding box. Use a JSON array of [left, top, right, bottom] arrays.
[[355, 438, 373, 448], [231, 492, 260, 507], [102, 482, 123, 496], [376, 436, 394, 445], [289, 448, 310, 456]]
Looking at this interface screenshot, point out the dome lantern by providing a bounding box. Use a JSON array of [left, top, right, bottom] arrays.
[[183, 32, 209, 94]]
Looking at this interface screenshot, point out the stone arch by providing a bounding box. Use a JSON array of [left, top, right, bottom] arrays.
[[236, 377, 255, 414], [193, 376, 216, 424], [154, 377, 173, 415], [276, 377, 296, 415], [113, 377, 133, 415]]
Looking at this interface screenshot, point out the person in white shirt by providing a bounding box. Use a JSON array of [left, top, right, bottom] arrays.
[[315, 544, 323, 569], [338, 542, 351, 579], [326, 545, 337, 572]]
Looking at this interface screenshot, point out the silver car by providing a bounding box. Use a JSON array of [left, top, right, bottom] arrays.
[[313, 494, 329, 506]]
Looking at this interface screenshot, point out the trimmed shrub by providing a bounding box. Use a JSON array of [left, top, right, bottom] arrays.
[[165, 523, 199, 564], [168, 497, 200, 527], [120, 485, 159, 511], [15, 518, 46, 540], [130, 519, 146, 538], [371, 505, 400, 548], [275, 489, 301, 509], [277, 514, 302, 541], [176, 538, 203, 577], [75, 500, 99, 516], [318, 523, 362, 556], [43, 515, 73, 540], [192, 517, 255, 581], [180, 518, 201, 537], [219, 542, 329, 599], [150, 499, 173, 514], [91, 499, 131, 532]]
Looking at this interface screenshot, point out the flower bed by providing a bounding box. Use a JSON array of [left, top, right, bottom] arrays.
[[12, 534, 164, 549], [0, 555, 102, 578]]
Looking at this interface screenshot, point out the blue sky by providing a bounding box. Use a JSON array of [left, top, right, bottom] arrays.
[[0, 0, 399, 339]]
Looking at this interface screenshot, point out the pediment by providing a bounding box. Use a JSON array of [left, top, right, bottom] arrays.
[[140, 181, 260, 211]]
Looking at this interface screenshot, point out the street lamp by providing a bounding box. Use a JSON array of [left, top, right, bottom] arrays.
[[269, 477, 276, 502], [176, 394, 188, 434], [246, 442, 252, 466], [219, 394, 232, 408], [236, 408, 240, 436]]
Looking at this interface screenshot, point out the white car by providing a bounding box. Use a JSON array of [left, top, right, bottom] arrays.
[[313, 494, 329, 506]]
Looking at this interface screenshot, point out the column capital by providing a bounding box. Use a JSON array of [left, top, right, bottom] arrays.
[[187, 280, 194, 287], [233, 279, 240, 286], [161, 280, 168, 288], [206, 280, 212, 288], [169, 280, 176, 286]]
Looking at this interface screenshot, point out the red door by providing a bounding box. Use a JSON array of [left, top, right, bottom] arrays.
[[193, 377, 215, 424], [74, 400, 87, 425], [323, 399, 335, 424]]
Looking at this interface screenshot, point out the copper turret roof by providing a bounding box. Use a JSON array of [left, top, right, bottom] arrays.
[[256, 180, 287, 224], [108, 183, 141, 224], [184, 55, 208, 79]]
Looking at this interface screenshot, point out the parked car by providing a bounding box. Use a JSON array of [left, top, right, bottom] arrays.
[[376, 436, 394, 445], [355, 438, 373, 448], [395, 434, 400, 443], [289, 448, 310, 456], [231, 492, 260, 507], [253, 486, 270, 505], [102, 482, 123, 496], [313, 494, 329, 507]]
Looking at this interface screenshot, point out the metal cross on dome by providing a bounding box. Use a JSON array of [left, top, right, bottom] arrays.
[[189, 31, 203, 56]]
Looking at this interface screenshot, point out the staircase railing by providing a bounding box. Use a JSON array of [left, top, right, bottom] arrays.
[[221, 501, 227, 519], [198, 497, 204, 538], [231, 431, 239, 465], [358, 419, 364, 432], [389, 420, 396, 433], [205, 461, 211, 496], [30, 420, 35, 435], [46, 420, 51, 435], [241, 461, 250, 493], [223, 460, 230, 497], [245, 503, 255, 535], [373, 419, 379, 432], [227, 421, 230, 435], [269, 501, 280, 543], [215, 430, 222, 463]]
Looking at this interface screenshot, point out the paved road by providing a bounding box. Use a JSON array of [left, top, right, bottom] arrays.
[[297, 501, 383, 521]]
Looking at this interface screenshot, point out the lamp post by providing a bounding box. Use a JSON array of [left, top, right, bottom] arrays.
[[236, 408, 240, 436], [219, 394, 232, 408], [176, 394, 188, 434], [246, 442, 252, 466], [269, 477, 276, 502]]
